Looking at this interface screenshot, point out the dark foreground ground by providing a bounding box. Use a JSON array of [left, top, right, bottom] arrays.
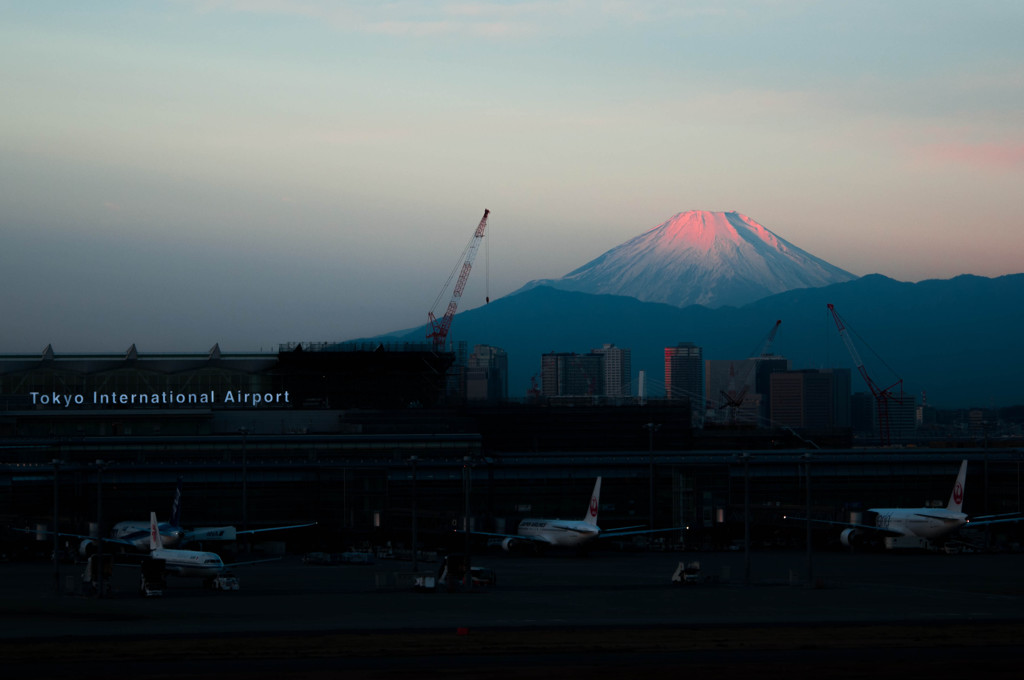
[[3, 549, 1024, 678]]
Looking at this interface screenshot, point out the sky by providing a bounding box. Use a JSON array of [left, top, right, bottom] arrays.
[[2, 1, 1022, 354]]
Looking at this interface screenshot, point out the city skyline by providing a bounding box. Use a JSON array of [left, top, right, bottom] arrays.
[[2, 2, 1022, 353]]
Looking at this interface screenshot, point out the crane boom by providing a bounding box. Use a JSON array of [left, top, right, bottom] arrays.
[[719, 319, 781, 416], [427, 209, 489, 350], [827, 303, 902, 445]]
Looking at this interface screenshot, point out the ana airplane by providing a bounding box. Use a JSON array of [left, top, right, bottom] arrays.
[[469, 477, 685, 552], [792, 460, 1024, 549], [76, 478, 187, 557], [78, 478, 314, 556]]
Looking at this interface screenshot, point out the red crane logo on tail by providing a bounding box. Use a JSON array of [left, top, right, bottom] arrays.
[[590, 497, 598, 517], [954, 482, 963, 505]]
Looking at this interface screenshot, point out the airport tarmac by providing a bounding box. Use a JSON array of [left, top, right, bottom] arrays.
[[3, 549, 1024, 677]]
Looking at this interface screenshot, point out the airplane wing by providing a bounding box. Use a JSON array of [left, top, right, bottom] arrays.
[[237, 522, 317, 536], [601, 526, 686, 539], [462, 529, 554, 545], [10, 527, 139, 548], [784, 517, 904, 536], [912, 511, 968, 522], [972, 512, 1024, 521], [185, 522, 317, 543], [183, 526, 237, 542], [965, 515, 1024, 527], [224, 557, 282, 568], [11, 526, 81, 540]]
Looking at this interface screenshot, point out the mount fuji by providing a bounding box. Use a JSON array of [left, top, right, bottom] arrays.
[[515, 210, 857, 308]]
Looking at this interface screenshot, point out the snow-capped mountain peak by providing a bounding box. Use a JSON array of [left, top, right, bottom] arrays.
[[516, 210, 856, 308]]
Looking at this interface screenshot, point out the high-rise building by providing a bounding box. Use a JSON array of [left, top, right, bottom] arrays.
[[591, 344, 631, 398], [446, 340, 469, 401], [755, 356, 790, 423], [705, 358, 759, 425], [665, 342, 703, 425], [705, 354, 791, 427], [850, 392, 876, 434], [540, 352, 603, 397], [466, 344, 508, 403], [853, 391, 917, 443], [769, 368, 851, 431], [888, 394, 917, 442]]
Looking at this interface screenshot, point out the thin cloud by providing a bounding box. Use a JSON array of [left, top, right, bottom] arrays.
[[173, 0, 731, 38], [177, 0, 551, 37], [920, 142, 1024, 172]]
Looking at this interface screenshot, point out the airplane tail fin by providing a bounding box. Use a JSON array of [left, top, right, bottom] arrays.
[[170, 476, 182, 528], [149, 511, 164, 551], [947, 460, 968, 512], [584, 477, 601, 526]]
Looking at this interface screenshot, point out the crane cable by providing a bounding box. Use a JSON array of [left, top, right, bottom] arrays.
[[485, 217, 490, 304]]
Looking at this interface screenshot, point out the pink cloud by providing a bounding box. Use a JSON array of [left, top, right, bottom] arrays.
[[921, 142, 1024, 171]]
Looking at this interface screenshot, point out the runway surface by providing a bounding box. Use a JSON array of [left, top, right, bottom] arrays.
[[3, 549, 1024, 677]]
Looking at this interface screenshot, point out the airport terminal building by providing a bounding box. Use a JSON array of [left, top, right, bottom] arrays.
[[2, 344, 1023, 557]]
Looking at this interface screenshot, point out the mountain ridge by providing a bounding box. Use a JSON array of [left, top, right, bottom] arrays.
[[370, 272, 1024, 409]]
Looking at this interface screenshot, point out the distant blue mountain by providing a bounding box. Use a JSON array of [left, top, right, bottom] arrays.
[[368, 273, 1024, 410]]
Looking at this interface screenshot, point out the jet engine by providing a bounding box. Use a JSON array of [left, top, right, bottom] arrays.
[[840, 528, 862, 547], [78, 538, 98, 557], [501, 537, 518, 552]]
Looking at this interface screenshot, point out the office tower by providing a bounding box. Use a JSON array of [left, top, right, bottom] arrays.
[[769, 368, 851, 430], [853, 391, 917, 443], [665, 342, 703, 425], [541, 352, 603, 397], [705, 358, 759, 425], [755, 356, 790, 423], [591, 343, 631, 398], [466, 344, 508, 403]]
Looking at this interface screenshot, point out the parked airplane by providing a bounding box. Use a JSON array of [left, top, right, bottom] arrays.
[[791, 460, 1024, 548], [142, 512, 277, 587], [468, 477, 685, 552], [79, 478, 314, 556], [76, 478, 187, 556]]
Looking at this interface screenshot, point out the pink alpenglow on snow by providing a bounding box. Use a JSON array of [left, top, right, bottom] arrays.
[[515, 211, 856, 309]]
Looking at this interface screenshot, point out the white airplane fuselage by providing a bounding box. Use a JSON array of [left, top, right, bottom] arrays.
[[868, 507, 967, 540], [145, 511, 229, 579], [480, 478, 684, 552], [516, 519, 601, 548], [149, 547, 227, 579]]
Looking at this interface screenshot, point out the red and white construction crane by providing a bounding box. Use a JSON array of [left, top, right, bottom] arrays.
[[718, 319, 782, 423], [427, 209, 490, 351], [827, 303, 903, 445]]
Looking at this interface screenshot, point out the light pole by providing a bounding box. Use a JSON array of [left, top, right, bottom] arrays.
[[803, 453, 813, 586], [239, 428, 248, 553], [52, 458, 61, 595], [95, 460, 108, 598], [409, 455, 419, 573], [740, 452, 751, 586], [644, 423, 660, 533], [463, 456, 473, 585]]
